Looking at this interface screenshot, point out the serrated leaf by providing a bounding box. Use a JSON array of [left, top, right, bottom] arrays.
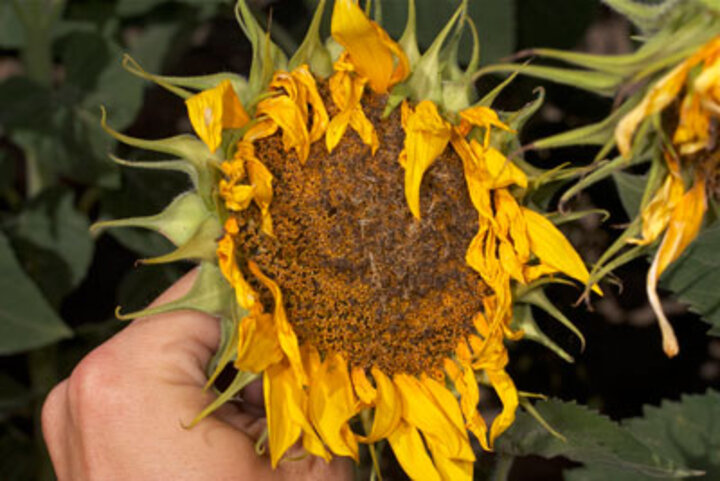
[[661, 224, 720, 336], [565, 391, 720, 480], [495, 399, 696, 478], [0, 232, 72, 355]]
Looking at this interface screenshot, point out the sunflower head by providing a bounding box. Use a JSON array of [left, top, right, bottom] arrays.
[[94, 1, 598, 479]]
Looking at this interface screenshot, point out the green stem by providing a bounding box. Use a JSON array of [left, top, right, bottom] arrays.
[[28, 346, 59, 481], [492, 454, 514, 481]]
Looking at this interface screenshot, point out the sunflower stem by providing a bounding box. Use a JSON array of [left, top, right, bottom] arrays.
[[492, 454, 514, 481]]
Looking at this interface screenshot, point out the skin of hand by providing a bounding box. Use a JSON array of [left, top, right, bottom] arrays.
[[41, 269, 353, 481]]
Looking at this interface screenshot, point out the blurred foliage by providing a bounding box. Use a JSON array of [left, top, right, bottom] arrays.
[[0, 1, 718, 481]]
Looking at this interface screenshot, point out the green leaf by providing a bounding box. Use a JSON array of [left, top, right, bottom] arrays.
[[13, 189, 93, 301], [0, 77, 55, 132], [566, 391, 720, 480], [59, 31, 110, 91], [495, 399, 696, 478], [0, 424, 34, 481], [0, 231, 72, 355], [661, 224, 720, 335], [613, 170, 646, 219], [0, 0, 23, 48]]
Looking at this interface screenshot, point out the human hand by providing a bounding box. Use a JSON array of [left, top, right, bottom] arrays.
[[42, 269, 353, 481]]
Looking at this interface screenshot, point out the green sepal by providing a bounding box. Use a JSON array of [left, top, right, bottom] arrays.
[[547, 208, 610, 226], [398, 0, 420, 68], [100, 107, 217, 204], [205, 314, 240, 391], [140, 217, 222, 265], [515, 287, 586, 352], [603, 0, 686, 32], [91, 192, 211, 247], [186, 370, 259, 429], [123, 54, 251, 105], [441, 14, 481, 112], [382, 83, 411, 118], [288, 0, 332, 78], [699, 0, 720, 12], [476, 68, 522, 108], [475, 64, 623, 97], [107, 154, 200, 189], [235, 0, 288, 102], [528, 96, 637, 152], [116, 262, 234, 320], [513, 303, 574, 363], [404, 4, 464, 104]]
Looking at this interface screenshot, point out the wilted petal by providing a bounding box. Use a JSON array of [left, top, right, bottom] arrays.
[[256, 95, 311, 163], [486, 368, 519, 446], [522, 207, 602, 295], [246, 158, 275, 236], [186, 79, 250, 153], [309, 353, 359, 459], [331, 0, 408, 93], [235, 312, 283, 373], [387, 421, 441, 481], [401, 101, 452, 219], [647, 174, 707, 357], [361, 367, 402, 442]]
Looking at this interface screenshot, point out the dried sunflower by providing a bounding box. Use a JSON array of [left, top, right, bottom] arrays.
[[93, 1, 598, 479], [484, 0, 720, 358]]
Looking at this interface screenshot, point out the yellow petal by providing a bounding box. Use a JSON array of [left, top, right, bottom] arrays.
[[394, 373, 472, 461], [647, 174, 706, 357], [450, 132, 495, 221], [216, 220, 257, 310], [486, 368, 519, 446], [444, 359, 490, 451], [264, 361, 330, 467], [331, 0, 408, 94], [292, 65, 329, 143], [629, 172, 684, 246], [351, 366, 377, 404], [234, 312, 283, 373], [219, 182, 255, 211], [459, 105, 513, 148], [256, 95, 311, 163], [387, 421, 441, 481], [362, 367, 402, 442], [244, 117, 278, 142], [522, 207, 602, 295], [246, 158, 275, 236], [308, 353, 359, 460], [479, 143, 528, 189], [401, 101, 452, 219], [615, 61, 689, 157], [673, 91, 711, 155], [429, 447, 474, 481], [186, 79, 249, 153], [248, 262, 307, 385]]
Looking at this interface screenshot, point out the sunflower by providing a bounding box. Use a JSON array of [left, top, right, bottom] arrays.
[[93, 1, 598, 479], [614, 36, 719, 357]]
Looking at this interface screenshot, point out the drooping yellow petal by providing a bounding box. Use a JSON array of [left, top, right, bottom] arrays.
[[429, 447, 474, 481], [387, 421, 441, 481], [244, 117, 278, 142], [394, 373, 473, 461], [235, 312, 283, 373], [246, 158, 274, 236], [308, 353, 359, 460], [186, 79, 250, 153], [421, 375, 473, 451], [361, 367, 402, 443], [444, 359, 490, 451], [522, 207, 602, 295], [459, 106, 513, 148], [673, 91, 712, 155], [351, 366, 377, 404], [255, 95, 311, 163], [486, 368, 519, 446], [480, 143, 528, 189], [291, 65, 329, 142], [629, 172, 685, 246], [216, 219, 257, 310], [615, 61, 690, 157], [264, 361, 330, 468], [450, 132, 495, 221], [330, 0, 408, 94], [248, 262, 307, 385], [401, 101, 452, 219], [647, 174, 707, 357]]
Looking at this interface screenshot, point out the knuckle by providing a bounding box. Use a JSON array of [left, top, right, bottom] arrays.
[[66, 346, 122, 417]]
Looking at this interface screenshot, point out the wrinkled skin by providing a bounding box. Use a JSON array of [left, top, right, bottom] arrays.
[[42, 270, 352, 481]]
